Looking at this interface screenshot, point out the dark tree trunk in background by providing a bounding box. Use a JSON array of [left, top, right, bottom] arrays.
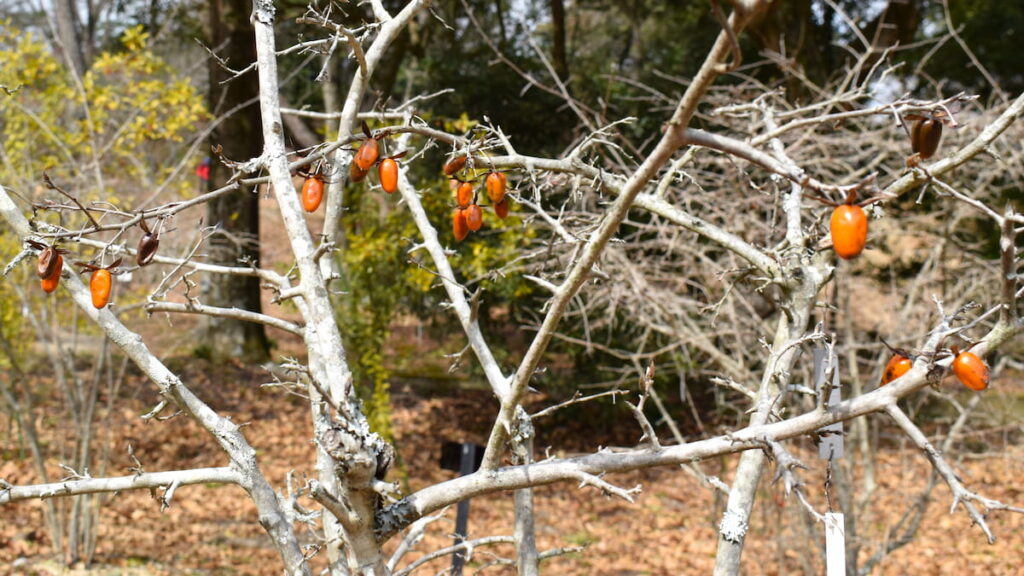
[[751, 0, 920, 101], [550, 0, 568, 79], [373, 29, 412, 101], [495, 0, 508, 44], [52, 0, 86, 76], [201, 0, 270, 361], [859, 0, 920, 85], [749, 0, 823, 101]]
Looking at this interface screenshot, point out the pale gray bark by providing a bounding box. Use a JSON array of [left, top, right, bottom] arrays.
[[0, 467, 240, 503], [379, 308, 1020, 530], [250, 1, 396, 572], [479, 2, 773, 473], [513, 434, 539, 576], [713, 101, 824, 576]]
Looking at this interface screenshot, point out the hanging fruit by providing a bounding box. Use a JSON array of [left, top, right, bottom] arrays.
[[878, 339, 914, 387], [350, 161, 369, 183], [28, 240, 64, 293], [136, 219, 160, 266], [379, 158, 399, 194], [829, 191, 868, 260], [378, 151, 406, 194], [830, 204, 867, 260], [456, 181, 473, 209], [355, 139, 379, 171], [77, 258, 121, 309], [485, 172, 507, 204], [905, 109, 958, 167], [354, 121, 380, 171], [90, 269, 113, 309], [40, 253, 63, 294], [494, 197, 510, 220], [301, 174, 325, 212], [950, 346, 989, 391], [36, 245, 61, 279], [880, 354, 913, 386], [443, 155, 467, 176], [453, 209, 470, 242], [466, 204, 483, 231], [910, 116, 942, 160]]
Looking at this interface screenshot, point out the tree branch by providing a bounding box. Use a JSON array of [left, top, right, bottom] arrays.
[[885, 404, 1024, 544], [145, 301, 304, 336], [478, 0, 773, 472], [0, 467, 239, 504]]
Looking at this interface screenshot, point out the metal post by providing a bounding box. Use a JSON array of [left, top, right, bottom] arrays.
[[451, 442, 477, 575]]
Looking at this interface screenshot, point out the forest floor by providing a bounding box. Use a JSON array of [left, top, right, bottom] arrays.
[[2, 353, 1023, 576]]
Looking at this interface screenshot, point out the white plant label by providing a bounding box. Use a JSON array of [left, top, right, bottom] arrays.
[[825, 512, 846, 576]]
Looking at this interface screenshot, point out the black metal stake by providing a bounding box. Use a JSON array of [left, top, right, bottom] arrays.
[[451, 443, 477, 575], [440, 441, 483, 576]]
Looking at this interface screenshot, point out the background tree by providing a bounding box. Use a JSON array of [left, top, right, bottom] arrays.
[[200, 0, 271, 361]]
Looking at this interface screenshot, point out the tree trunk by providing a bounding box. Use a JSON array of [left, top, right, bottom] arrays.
[[712, 228, 827, 575], [202, 0, 270, 362], [549, 0, 568, 79], [52, 0, 86, 76], [858, 0, 920, 86], [514, 435, 539, 576]]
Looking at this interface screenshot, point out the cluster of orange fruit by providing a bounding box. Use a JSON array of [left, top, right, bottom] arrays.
[[824, 113, 988, 391], [33, 244, 117, 309], [298, 126, 514, 244], [828, 115, 946, 261], [31, 219, 160, 309], [878, 344, 988, 391], [299, 124, 403, 213], [444, 155, 510, 242], [347, 131, 405, 194], [292, 118, 985, 391]]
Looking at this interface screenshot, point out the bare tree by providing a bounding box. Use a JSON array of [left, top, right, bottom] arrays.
[[3, 1, 1024, 575]]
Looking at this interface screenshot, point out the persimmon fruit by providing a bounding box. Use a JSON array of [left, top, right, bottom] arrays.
[[37, 246, 60, 278], [911, 117, 942, 160], [485, 172, 507, 204], [379, 158, 399, 194], [137, 220, 160, 266], [350, 161, 369, 183], [90, 269, 112, 309], [355, 138, 379, 171], [466, 204, 483, 231], [456, 181, 473, 209], [40, 254, 62, 294], [880, 354, 912, 386], [301, 175, 325, 212], [494, 197, 510, 220], [830, 203, 867, 260], [951, 346, 989, 391], [444, 156, 467, 176], [453, 209, 470, 242]]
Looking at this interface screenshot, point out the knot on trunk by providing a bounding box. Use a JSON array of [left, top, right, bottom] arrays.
[[320, 423, 393, 487]]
